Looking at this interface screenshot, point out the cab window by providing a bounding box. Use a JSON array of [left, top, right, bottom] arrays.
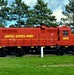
[[63, 30, 68, 36]]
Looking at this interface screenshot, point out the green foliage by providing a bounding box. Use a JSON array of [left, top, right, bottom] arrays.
[[0, 23, 5, 27], [0, 0, 8, 6], [26, 0, 58, 27], [10, 0, 29, 27], [0, 0, 10, 25], [61, 0, 74, 28], [0, 0, 58, 27], [9, 24, 15, 28]]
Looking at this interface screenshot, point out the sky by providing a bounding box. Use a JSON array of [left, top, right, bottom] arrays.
[[8, 0, 69, 24]]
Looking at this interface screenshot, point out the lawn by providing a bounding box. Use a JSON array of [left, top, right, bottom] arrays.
[[0, 55, 74, 75]]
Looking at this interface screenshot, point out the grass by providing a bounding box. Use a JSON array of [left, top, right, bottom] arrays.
[[0, 55, 74, 75]]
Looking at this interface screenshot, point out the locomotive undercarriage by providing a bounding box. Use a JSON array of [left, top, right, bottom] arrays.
[[0, 46, 74, 57], [56, 46, 74, 55]]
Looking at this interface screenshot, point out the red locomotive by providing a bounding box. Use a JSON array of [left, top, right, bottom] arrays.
[[0, 25, 74, 56]]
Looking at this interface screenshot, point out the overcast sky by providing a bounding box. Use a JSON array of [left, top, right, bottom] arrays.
[[8, 0, 69, 22]]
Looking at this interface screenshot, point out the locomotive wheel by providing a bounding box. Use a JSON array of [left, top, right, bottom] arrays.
[[69, 51, 74, 55], [16, 49, 24, 57], [0, 49, 6, 57], [57, 49, 64, 56]]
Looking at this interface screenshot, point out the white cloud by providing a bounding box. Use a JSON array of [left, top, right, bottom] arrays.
[[52, 0, 69, 22], [64, 0, 69, 5], [52, 7, 66, 21], [22, 0, 37, 8]]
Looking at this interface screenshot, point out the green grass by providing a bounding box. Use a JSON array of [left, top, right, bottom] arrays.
[[0, 55, 74, 75]]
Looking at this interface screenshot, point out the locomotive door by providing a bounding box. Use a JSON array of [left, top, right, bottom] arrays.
[[59, 28, 70, 46]]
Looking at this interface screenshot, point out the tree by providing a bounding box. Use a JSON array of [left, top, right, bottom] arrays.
[[0, 0, 10, 26], [10, 0, 29, 27], [26, 10, 36, 27], [26, 0, 58, 27], [62, 0, 74, 28], [0, 23, 5, 27]]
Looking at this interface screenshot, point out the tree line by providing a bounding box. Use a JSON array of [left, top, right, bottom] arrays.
[[60, 0, 74, 30], [0, 0, 74, 28]]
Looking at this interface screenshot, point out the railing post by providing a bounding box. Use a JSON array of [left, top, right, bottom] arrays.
[[41, 47, 43, 58]]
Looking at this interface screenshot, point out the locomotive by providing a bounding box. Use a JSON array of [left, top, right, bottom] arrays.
[[0, 25, 74, 56]]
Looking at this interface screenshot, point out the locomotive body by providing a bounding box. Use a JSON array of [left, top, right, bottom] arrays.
[[0, 26, 58, 47], [0, 25, 74, 56]]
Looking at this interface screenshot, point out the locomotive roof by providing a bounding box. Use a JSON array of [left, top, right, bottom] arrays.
[[58, 25, 71, 30]]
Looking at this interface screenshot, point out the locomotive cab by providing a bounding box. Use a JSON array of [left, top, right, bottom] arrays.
[[58, 26, 71, 46]]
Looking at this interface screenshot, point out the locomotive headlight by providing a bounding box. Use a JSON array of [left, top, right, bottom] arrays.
[[0, 46, 2, 48], [51, 34, 53, 35]]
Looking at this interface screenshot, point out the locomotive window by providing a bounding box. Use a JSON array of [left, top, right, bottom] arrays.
[[63, 30, 68, 36]]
